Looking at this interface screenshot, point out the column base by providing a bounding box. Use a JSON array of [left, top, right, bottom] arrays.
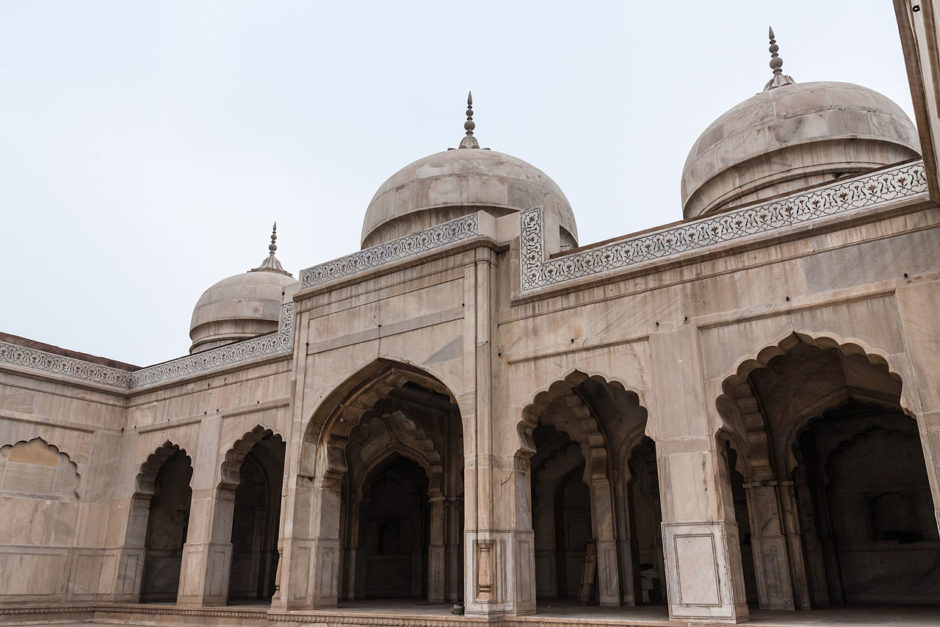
[[663, 522, 749, 623]]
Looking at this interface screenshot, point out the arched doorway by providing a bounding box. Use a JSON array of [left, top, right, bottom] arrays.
[[291, 361, 464, 608], [139, 445, 193, 602], [225, 430, 285, 604], [793, 402, 938, 604], [355, 454, 429, 598], [521, 372, 663, 608], [530, 425, 590, 600], [716, 334, 940, 609]]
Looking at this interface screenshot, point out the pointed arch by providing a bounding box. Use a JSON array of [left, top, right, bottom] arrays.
[[286, 358, 464, 608], [301, 359, 459, 480]]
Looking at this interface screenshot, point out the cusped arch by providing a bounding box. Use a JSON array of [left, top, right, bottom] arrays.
[[0, 437, 81, 500], [350, 411, 445, 495], [517, 370, 646, 476], [718, 332, 900, 403], [714, 331, 911, 475], [136, 441, 190, 496], [220, 425, 284, 489]]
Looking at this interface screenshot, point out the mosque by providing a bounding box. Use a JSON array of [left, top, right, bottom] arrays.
[[0, 8, 939, 626]]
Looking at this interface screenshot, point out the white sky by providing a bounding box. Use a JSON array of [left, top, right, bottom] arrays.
[[0, 1, 915, 366]]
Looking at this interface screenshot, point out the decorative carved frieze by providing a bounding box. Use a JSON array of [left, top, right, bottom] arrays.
[[0, 341, 134, 388], [128, 302, 295, 389], [299, 214, 479, 289], [0, 303, 295, 391], [520, 161, 928, 292]]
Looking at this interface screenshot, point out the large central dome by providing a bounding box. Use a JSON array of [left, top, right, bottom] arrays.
[[361, 94, 578, 249]]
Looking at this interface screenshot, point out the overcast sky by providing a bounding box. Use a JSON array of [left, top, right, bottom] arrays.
[[0, 1, 915, 366]]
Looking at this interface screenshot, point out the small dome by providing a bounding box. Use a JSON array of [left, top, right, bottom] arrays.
[[361, 93, 578, 249], [189, 226, 295, 354], [681, 32, 920, 219]]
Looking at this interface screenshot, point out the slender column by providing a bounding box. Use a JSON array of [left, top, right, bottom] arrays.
[[793, 465, 828, 605], [428, 495, 446, 602], [589, 477, 622, 606], [743, 480, 795, 610], [614, 474, 637, 607], [532, 488, 558, 599], [779, 481, 811, 609], [445, 497, 461, 602], [343, 497, 360, 600]]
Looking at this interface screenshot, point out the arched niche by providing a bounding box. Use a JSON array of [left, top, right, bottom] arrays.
[[135, 442, 193, 603], [517, 370, 662, 609], [714, 332, 939, 609], [289, 359, 464, 609], [218, 426, 286, 605]]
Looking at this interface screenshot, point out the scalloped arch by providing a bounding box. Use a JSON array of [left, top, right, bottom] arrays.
[[0, 437, 81, 500], [517, 369, 644, 463], [136, 441, 191, 496], [713, 331, 910, 475], [219, 425, 284, 489]]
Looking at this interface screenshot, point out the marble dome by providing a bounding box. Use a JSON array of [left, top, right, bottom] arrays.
[[361, 95, 578, 250], [189, 228, 295, 354], [681, 36, 920, 219]]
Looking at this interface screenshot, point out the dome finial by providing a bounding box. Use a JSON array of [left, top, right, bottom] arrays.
[[250, 221, 292, 276], [458, 90, 480, 149], [764, 26, 796, 91]]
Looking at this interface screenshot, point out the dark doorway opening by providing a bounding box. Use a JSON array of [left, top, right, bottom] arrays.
[[228, 434, 285, 603], [794, 402, 940, 605], [140, 450, 192, 602], [357, 454, 429, 599]]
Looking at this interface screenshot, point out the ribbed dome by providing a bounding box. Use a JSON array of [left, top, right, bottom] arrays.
[[361, 95, 577, 249], [681, 31, 920, 220], [189, 227, 295, 354]]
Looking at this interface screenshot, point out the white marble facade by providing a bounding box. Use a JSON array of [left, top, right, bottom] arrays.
[[1, 8, 940, 624]]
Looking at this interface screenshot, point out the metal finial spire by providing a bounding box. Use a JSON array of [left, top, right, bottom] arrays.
[[465, 92, 475, 136], [763, 26, 796, 91], [458, 91, 480, 149], [250, 221, 292, 276]]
